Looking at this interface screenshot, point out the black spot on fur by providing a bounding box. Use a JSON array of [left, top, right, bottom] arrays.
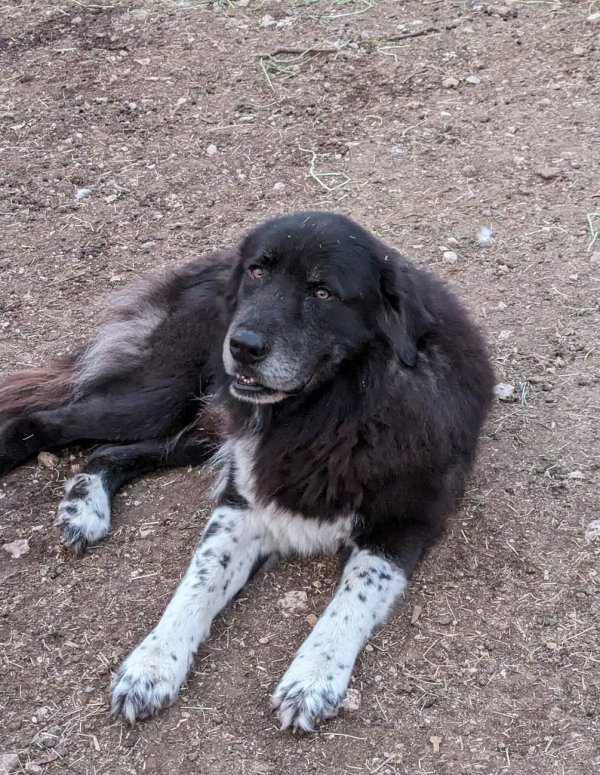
[[358, 592, 367, 603], [203, 520, 222, 539], [219, 552, 231, 569], [217, 469, 249, 509]]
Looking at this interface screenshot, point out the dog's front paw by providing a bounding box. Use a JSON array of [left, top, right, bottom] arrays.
[[110, 636, 189, 724], [271, 658, 348, 732], [54, 473, 110, 554]]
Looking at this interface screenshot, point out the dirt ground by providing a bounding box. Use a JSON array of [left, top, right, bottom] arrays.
[[1, 0, 599, 773]]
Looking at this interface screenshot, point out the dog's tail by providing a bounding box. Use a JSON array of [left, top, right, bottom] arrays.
[[0, 354, 79, 419]]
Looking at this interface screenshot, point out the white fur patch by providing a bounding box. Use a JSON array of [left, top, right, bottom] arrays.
[[231, 437, 355, 556], [55, 473, 111, 554], [272, 549, 407, 731], [111, 506, 274, 723]]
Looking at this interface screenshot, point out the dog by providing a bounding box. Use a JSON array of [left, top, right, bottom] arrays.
[[0, 211, 494, 731]]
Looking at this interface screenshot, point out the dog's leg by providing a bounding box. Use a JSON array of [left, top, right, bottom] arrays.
[[272, 522, 429, 732], [110, 504, 275, 723], [56, 435, 213, 555]]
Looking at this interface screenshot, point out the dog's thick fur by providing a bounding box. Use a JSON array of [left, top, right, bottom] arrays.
[[0, 211, 494, 731]]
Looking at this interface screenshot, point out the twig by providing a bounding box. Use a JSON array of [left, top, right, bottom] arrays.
[[259, 46, 340, 58], [379, 26, 440, 43]]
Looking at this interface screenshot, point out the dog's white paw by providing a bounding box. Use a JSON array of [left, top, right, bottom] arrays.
[[271, 654, 349, 732], [110, 635, 190, 724], [55, 473, 110, 554]]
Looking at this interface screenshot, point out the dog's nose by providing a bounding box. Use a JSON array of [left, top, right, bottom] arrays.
[[229, 329, 270, 364]]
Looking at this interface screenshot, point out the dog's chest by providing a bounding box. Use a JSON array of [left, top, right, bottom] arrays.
[[225, 437, 355, 556]]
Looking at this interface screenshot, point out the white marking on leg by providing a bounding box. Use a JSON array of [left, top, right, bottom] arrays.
[[110, 506, 273, 723], [272, 549, 407, 732], [55, 472, 111, 554]]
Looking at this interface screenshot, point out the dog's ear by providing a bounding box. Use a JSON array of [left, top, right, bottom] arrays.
[[378, 254, 433, 368]]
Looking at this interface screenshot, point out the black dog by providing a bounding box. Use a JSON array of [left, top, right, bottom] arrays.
[[0, 212, 494, 731]]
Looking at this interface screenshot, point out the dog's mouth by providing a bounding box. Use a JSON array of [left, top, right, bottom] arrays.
[[232, 373, 279, 397]]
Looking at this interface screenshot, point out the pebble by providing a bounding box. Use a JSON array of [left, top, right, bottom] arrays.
[[2, 539, 30, 559], [465, 75, 481, 85], [206, 144, 218, 156], [442, 76, 460, 89], [0, 754, 20, 775], [535, 167, 560, 181], [94, 97, 109, 104], [306, 613, 318, 626], [341, 688, 361, 711], [278, 590, 308, 613], [585, 519, 600, 543], [442, 250, 458, 263], [587, 12, 600, 24], [494, 383, 515, 402], [32, 732, 58, 749], [273, 182, 285, 192], [573, 45, 585, 57], [260, 14, 276, 28], [74, 187, 91, 201], [567, 471, 585, 480], [37, 451, 59, 469]]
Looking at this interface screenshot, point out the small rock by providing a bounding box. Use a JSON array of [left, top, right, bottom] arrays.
[[465, 75, 481, 85], [71, 16, 82, 25], [258, 636, 270, 645], [442, 250, 458, 263], [535, 167, 560, 181], [278, 590, 308, 613], [585, 519, 600, 544], [25, 765, 42, 775], [587, 12, 600, 25], [2, 539, 30, 559], [567, 470, 585, 480], [484, 4, 517, 19], [32, 732, 59, 750], [572, 45, 585, 57], [37, 451, 59, 469], [341, 688, 361, 711], [442, 76, 460, 89], [104, 194, 118, 204], [74, 187, 91, 201], [94, 97, 109, 104], [125, 101, 137, 111], [260, 14, 276, 28], [306, 613, 318, 626], [430, 735, 442, 753], [494, 383, 515, 402], [273, 181, 285, 192], [0, 754, 20, 775], [206, 144, 218, 156]]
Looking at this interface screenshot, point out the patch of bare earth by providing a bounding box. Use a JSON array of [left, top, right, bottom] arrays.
[[1, 1, 598, 773]]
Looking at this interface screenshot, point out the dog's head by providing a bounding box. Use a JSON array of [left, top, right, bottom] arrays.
[[222, 211, 431, 405]]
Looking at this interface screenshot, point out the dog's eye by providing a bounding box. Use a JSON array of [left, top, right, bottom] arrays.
[[248, 265, 264, 280], [313, 287, 332, 301]]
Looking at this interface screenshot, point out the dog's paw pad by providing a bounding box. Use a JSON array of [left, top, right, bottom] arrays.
[[110, 644, 184, 724], [55, 473, 110, 554], [271, 677, 344, 732]]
